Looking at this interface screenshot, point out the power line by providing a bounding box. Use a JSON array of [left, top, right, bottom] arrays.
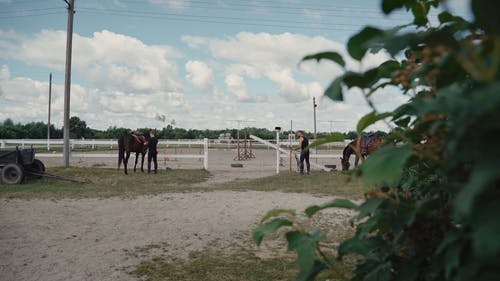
[[0, 7, 61, 14], [76, 10, 356, 32], [0, 11, 62, 19], [84, 2, 412, 21], [78, 7, 398, 28], [77, 8, 408, 32], [119, 0, 413, 18]]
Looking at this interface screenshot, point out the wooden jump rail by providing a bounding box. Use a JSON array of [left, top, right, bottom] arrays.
[[249, 135, 332, 172]]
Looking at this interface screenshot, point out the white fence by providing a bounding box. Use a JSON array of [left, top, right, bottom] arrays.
[[1, 138, 209, 170], [0, 138, 349, 171]]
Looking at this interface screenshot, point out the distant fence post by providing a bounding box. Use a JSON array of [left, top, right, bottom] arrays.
[[276, 131, 280, 174], [0, 140, 5, 149], [203, 138, 208, 170]]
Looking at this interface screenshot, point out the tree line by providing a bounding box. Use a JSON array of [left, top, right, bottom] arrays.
[[0, 117, 385, 140]]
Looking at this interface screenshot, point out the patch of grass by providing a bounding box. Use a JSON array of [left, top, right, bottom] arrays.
[[0, 167, 210, 199], [211, 171, 364, 199], [130, 246, 354, 281], [0, 167, 364, 200], [131, 248, 297, 281]]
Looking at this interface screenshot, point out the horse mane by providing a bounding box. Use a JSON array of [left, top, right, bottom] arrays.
[[343, 140, 356, 157]]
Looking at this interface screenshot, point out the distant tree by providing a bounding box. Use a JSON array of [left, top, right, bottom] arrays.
[[345, 131, 357, 140], [69, 116, 91, 138], [103, 126, 130, 139], [3, 118, 14, 126], [24, 122, 46, 139]]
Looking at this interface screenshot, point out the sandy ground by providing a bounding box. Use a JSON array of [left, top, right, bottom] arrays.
[[0, 148, 354, 281]]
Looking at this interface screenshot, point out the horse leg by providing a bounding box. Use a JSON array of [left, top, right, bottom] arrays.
[[354, 155, 360, 167], [134, 152, 139, 172], [124, 151, 130, 175], [141, 152, 145, 172]]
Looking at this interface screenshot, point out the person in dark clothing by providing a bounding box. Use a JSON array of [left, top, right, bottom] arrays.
[[146, 129, 158, 173], [295, 131, 310, 175]]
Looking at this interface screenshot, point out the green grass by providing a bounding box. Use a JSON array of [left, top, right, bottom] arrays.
[[0, 167, 210, 199], [0, 167, 364, 199], [130, 247, 354, 281], [210, 171, 364, 199], [131, 249, 297, 281]]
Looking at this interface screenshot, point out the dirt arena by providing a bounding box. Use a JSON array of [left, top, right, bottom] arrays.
[[0, 148, 352, 281]]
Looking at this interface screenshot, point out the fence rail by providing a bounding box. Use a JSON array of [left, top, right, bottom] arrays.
[[1, 138, 349, 171], [1, 138, 209, 170], [0, 137, 348, 149]]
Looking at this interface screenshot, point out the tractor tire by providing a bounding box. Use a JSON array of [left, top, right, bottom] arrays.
[[27, 159, 45, 179], [1, 163, 24, 184]]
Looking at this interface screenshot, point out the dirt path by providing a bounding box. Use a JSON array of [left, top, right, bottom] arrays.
[[0, 190, 354, 281], [0, 149, 350, 281]]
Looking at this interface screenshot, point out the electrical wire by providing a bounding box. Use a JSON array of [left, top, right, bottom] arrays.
[[78, 7, 399, 29], [0, 11, 62, 19]]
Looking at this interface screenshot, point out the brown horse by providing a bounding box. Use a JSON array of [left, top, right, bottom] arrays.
[[118, 132, 148, 174], [340, 134, 383, 170]]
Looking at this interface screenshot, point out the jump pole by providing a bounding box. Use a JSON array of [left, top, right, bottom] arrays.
[[275, 127, 281, 174], [250, 134, 332, 172]]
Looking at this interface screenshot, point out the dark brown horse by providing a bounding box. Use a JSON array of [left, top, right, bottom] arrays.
[[341, 135, 383, 170], [118, 132, 148, 174]]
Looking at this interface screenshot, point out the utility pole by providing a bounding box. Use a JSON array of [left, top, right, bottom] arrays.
[[47, 73, 52, 151], [63, 0, 75, 167], [313, 97, 317, 139]]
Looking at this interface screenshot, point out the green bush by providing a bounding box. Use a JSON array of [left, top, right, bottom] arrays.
[[254, 0, 500, 280]]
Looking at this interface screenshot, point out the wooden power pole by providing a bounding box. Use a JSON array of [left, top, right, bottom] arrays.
[[63, 0, 75, 167]]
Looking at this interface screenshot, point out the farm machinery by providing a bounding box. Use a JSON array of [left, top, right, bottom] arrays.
[[0, 147, 46, 184]]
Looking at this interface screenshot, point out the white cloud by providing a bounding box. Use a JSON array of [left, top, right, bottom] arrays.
[[148, 0, 189, 11], [185, 60, 213, 93], [0, 28, 406, 132], [183, 32, 347, 103], [0, 29, 183, 93], [224, 73, 251, 102], [0, 64, 9, 80]]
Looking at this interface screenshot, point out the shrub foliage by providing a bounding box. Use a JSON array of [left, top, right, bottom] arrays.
[[254, 0, 500, 280]]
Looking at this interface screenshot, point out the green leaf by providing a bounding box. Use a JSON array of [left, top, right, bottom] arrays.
[[382, 31, 425, 56], [253, 218, 293, 246], [338, 236, 383, 257], [394, 116, 411, 128], [324, 76, 344, 101], [355, 198, 385, 220], [472, 0, 500, 35], [343, 69, 379, 89], [296, 260, 327, 281], [305, 199, 358, 218], [356, 111, 392, 134], [377, 60, 402, 78], [286, 229, 325, 278], [302, 51, 346, 68], [260, 208, 296, 223], [455, 161, 500, 218], [470, 199, 500, 259], [381, 0, 405, 14], [348, 27, 384, 60], [411, 2, 429, 26], [438, 11, 470, 30], [363, 144, 412, 185], [364, 262, 392, 281]]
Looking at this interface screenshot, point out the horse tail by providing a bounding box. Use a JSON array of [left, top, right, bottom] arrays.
[[118, 136, 125, 170]]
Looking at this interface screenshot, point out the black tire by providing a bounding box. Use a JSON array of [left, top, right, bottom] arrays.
[[1, 164, 24, 184], [27, 159, 45, 179]]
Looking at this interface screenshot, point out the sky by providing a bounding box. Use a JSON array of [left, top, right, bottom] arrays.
[[0, 0, 471, 133]]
